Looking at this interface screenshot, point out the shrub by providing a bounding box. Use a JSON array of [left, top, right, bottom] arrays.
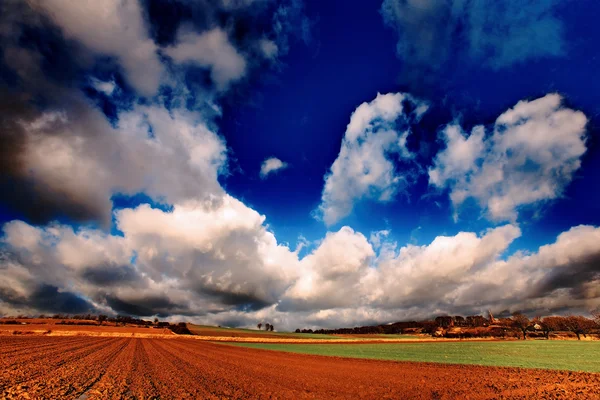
[[473, 328, 490, 338], [444, 331, 461, 339], [168, 324, 192, 335]]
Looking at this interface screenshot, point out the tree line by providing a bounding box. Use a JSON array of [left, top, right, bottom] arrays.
[[510, 312, 597, 340], [295, 311, 600, 340]]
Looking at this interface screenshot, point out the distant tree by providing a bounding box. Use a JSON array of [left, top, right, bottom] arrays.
[[270, 324, 274, 332], [265, 323, 271, 331], [465, 315, 487, 327], [421, 321, 437, 335], [537, 316, 563, 339], [295, 328, 301, 333], [592, 310, 600, 328], [511, 312, 530, 340], [154, 318, 159, 324], [97, 315, 107, 325], [435, 316, 454, 328], [564, 316, 595, 340], [257, 323, 262, 330], [168, 322, 192, 335]]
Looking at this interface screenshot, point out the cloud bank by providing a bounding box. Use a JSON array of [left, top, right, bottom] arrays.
[[3, 213, 600, 330]]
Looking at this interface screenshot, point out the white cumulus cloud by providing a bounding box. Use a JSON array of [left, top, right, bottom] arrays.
[[281, 227, 375, 311], [29, 0, 164, 96], [17, 98, 228, 226], [317, 92, 428, 225], [429, 94, 588, 222], [3, 213, 600, 328], [1, 194, 301, 316], [165, 27, 247, 90]]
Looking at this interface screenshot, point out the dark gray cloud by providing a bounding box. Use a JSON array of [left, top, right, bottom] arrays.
[[0, 93, 107, 225], [530, 252, 600, 300], [199, 287, 273, 311], [0, 284, 95, 315], [0, 94, 116, 225], [0, 2, 109, 225], [82, 264, 140, 286], [30, 285, 95, 314], [105, 294, 183, 318]]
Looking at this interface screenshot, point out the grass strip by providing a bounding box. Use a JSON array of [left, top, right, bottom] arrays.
[[229, 340, 600, 372]]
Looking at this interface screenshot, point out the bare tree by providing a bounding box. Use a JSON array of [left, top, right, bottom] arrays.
[[257, 323, 262, 330], [511, 312, 530, 340], [539, 316, 564, 340], [564, 316, 595, 340], [593, 310, 600, 327]]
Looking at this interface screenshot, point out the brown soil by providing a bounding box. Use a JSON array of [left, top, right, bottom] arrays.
[[0, 318, 129, 327], [0, 322, 173, 337], [1, 336, 598, 399], [187, 325, 305, 339]]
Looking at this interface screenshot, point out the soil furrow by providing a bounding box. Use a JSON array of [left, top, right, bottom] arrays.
[[0, 337, 111, 370], [0, 337, 116, 389], [2, 336, 599, 400]]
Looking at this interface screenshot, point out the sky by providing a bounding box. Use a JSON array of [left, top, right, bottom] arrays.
[[0, 0, 599, 330]]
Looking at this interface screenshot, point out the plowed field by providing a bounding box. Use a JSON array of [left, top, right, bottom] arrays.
[[0, 321, 174, 337], [2, 336, 599, 399]]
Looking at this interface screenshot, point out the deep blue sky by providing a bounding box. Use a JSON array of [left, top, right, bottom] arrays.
[[220, 0, 404, 249], [217, 0, 600, 253]]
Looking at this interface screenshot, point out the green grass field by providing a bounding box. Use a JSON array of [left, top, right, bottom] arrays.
[[230, 340, 600, 372]]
